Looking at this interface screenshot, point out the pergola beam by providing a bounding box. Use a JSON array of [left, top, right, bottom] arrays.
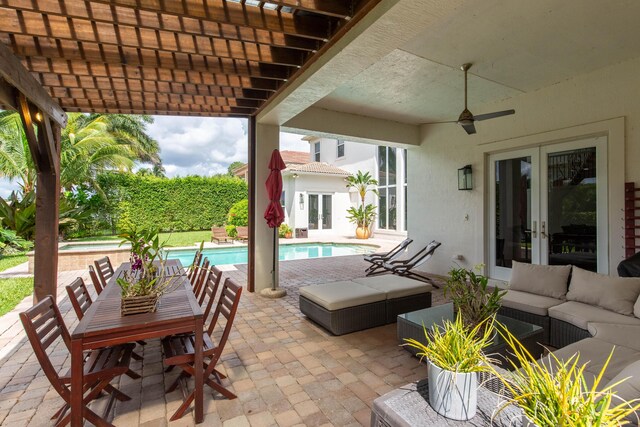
[[0, 42, 67, 127], [268, 1, 353, 19]]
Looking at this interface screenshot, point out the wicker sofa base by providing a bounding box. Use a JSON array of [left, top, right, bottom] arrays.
[[550, 317, 592, 349], [498, 306, 551, 345], [299, 296, 387, 335]]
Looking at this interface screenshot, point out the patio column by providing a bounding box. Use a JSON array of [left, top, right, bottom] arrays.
[[252, 123, 280, 292]]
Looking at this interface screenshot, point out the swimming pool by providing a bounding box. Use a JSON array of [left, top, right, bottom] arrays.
[[165, 243, 375, 266]]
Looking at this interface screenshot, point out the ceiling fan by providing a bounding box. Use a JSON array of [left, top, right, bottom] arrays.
[[425, 63, 515, 135]]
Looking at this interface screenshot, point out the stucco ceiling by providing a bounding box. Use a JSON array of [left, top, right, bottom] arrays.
[[314, 0, 640, 125]]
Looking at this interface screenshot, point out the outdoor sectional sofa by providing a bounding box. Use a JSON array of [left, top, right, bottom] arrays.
[[299, 275, 432, 335], [497, 261, 640, 423]]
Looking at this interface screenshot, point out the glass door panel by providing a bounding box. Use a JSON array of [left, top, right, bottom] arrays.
[[308, 194, 319, 230], [322, 195, 332, 230], [489, 148, 539, 280]]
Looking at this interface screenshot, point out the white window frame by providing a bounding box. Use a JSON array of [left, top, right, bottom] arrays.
[[336, 140, 345, 158], [314, 142, 320, 162]]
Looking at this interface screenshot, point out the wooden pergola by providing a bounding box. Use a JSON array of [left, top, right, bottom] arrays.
[[0, 0, 378, 301]]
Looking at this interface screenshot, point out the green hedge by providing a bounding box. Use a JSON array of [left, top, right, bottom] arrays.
[[98, 173, 247, 232]]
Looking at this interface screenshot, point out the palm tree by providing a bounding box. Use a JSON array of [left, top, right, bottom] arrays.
[[345, 170, 379, 206], [0, 111, 37, 193]]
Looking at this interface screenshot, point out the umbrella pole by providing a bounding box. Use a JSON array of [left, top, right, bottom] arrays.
[[272, 227, 277, 291]]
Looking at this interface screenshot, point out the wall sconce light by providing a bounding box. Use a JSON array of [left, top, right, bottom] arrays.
[[34, 112, 43, 122], [292, 173, 299, 179], [458, 165, 473, 190], [299, 194, 304, 210]]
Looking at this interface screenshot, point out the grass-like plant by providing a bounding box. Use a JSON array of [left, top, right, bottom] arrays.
[[493, 326, 640, 426], [403, 312, 497, 373]]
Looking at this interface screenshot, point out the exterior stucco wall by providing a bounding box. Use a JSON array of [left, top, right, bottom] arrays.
[[409, 56, 639, 277]]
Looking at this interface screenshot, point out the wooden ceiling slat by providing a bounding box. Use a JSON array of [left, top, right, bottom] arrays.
[[266, 1, 351, 19], [58, 97, 256, 114], [1, 8, 307, 67]]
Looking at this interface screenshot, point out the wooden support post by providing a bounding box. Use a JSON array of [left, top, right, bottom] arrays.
[[33, 122, 60, 303], [247, 116, 256, 293]]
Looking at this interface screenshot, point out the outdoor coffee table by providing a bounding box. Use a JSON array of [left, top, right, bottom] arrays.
[[371, 376, 521, 426], [397, 303, 544, 367]]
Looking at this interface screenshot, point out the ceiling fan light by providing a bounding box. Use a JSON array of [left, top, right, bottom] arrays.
[[457, 119, 473, 126]]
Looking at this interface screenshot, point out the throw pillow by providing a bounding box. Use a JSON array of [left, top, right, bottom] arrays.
[[509, 261, 571, 299], [567, 266, 640, 316]]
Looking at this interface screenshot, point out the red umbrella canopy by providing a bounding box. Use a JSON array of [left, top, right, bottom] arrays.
[[264, 149, 287, 228]]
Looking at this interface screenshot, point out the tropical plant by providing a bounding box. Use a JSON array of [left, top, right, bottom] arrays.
[[225, 224, 237, 238], [493, 327, 640, 426], [445, 264, 506, 328], [345, 170, 379, 206], [279, 223, 292, 238], [403, 312, 497, 373], [346, 204, 377, 228], [0, 228, 32, 254], [0, 111, 36, 193]]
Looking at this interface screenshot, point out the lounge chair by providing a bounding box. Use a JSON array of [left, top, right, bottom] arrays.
[[365, 238, 413, 276], [211, 226, 232, 244], [235, 226, 249, 242], [374, 240, 442, 287]]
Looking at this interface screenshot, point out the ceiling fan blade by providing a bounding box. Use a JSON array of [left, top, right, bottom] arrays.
[[473, 109, 515, 121], [461, 122, 476, 135]]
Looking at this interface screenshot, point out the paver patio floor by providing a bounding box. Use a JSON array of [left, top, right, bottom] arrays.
[[0, 255, 446, 426]]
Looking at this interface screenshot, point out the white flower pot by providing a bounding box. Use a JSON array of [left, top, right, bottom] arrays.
[[427, 359, 478, 420]]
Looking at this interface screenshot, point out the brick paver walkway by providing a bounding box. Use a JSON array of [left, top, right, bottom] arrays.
[[0, 256, 446, 426]]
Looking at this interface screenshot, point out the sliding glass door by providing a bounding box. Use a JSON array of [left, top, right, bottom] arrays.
[[489, 137, 607, 280]]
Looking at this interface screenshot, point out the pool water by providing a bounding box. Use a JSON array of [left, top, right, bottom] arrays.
[[59, 243, 127, 251], [165, 243, 375, 266]]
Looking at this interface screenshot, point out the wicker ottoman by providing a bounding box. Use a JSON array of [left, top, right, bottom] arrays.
[[299, 281, 386, 335], [352, 276, 432, 323]]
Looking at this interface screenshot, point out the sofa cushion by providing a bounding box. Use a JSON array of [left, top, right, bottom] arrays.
[[566, 267, 640, 316], [509, 261, 571, 299], [604, 360, 640, 424], [299, 281, 386, 311], [636, 295, 640, 318], [587, 323, 640, 352], [500, 289, 564, 316], [352, 276, 432, 299], [547, 338, 640, 390], [548, 301, 640, 330]]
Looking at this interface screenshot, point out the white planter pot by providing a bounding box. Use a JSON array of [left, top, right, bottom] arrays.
[[521, 414, 539, 427], [427, 360, 478, 420]]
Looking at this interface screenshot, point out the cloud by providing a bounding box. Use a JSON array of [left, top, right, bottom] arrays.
[[0, 178, 20, 198], [147, 116, 248, 177], [147, 116, 310, 177]]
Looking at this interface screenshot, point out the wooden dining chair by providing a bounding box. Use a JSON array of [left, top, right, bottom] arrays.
[[88, 265, 103, 295], [20, 296, 135, 427], [187, 251, 203, 282], [65, 277, 144, 365], [199, 266, 223, 308], [192, 257, 210, 300], [94, 256, 114, 290], [162, 277, 243, 421]]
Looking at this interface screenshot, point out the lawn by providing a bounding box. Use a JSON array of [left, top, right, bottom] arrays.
[[0, 277, 33, 316], [72, 230, 211, 247], [0, 253, 28, 272]]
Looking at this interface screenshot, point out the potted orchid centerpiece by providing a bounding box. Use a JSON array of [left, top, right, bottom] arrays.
[[117, 228, 181, 316]]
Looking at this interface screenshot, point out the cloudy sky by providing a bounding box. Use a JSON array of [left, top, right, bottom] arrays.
[[0, 116, 310, 196]]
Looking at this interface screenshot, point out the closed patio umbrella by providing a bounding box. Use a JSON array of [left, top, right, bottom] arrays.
[[263, 149, 286, 295]]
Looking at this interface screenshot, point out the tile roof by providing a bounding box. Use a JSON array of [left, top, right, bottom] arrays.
[[280, 150, 310, 165], [286, 162, 351, 176]]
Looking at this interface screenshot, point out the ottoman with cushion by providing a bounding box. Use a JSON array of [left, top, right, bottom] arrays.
[[299, 281, 387, 335], [352, 276, 432, 323], [299, 276, 432, 335]]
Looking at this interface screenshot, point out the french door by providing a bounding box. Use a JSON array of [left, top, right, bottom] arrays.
[[308, 194, 333, 230], [489, 137, 607, 280]]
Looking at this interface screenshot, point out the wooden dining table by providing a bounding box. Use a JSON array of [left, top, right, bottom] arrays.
[[70, 259, 205, 426]]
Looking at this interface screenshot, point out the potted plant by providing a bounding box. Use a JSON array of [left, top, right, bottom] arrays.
[[279, 223, 293, 239], [493, 328, 640, 426], [445, 264, 506, 329], [404, 313, 497, 420], [116, 228, 181, 316], [346, 204, 377, 239], [345, 171, 378, 239]]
